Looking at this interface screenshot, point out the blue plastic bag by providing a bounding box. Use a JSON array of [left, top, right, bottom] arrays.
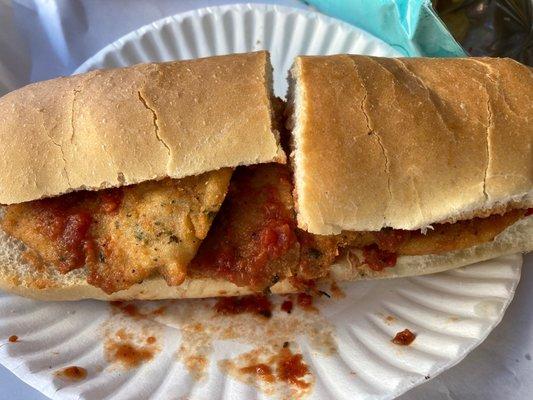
[[306, 0, 466, 57]]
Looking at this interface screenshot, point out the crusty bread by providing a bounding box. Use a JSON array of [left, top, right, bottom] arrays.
[[289, 55, 533, 234], [0, 51, 285, 205], [0, 210, 530, 301]]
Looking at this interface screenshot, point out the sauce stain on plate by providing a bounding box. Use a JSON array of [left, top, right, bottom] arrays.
[[55, 366, 87, 382], [102, 304, 163, 370], [104, 328, 159, 369], [103, 293, 337, 395], [151, 294, 336, 388], [220, 343, 313, 398], [392, 329, 417, 346]]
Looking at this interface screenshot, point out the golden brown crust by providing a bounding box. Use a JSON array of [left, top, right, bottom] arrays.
[[290, 55, 533, 234], [0, 52, 284, 205]]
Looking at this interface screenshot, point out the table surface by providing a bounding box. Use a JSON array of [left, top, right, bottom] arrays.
[[0, 1, 531, 399]]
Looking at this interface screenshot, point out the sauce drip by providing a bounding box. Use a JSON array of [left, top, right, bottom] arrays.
[[296, 293, 317, 312], [238, 347, 311, 389], [110, 301, 142, 318], [281, 300, 293, 314], [362, 244, 397, 271], [276, 348, 311, 388], [214, 295, 273, 318], [146, 336, 157, 345], [392, 329, 416, 345], [55, 366, 87, 381], [8, 335, 18, 343], [110, 301, 167, 319], [106, 341, 154, 368], [240, 363, 275, 383]]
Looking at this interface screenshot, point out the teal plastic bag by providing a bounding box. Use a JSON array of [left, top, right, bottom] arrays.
[[306, 0, 466, 57]]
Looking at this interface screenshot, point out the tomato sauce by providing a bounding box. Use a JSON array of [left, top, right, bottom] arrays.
[[110, 301, 142, 318], [106, 341, 154, 368], [146, 336, 157, 345], [55, 366, 87, 381], [214, 295, 273, 318], [240, 363, 275, 383], [373, 229, 410, 252], [392, 329, 416, 345], [238, 347, 311, 389], [35, 199, 94, 273], [296, 293, 317, 312], [99, 189, 123, 214], [31, 187, 124, 274], [276, 348, 311, 388], [190, 165, 299, 290], [281, 299, 293, 314], [362, 244, 398, 271]]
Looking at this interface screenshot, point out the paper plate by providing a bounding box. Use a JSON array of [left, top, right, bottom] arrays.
[[0, 4, 522, 400]]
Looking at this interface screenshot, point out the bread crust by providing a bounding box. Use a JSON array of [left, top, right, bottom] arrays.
[[290, 55, 533, 234], [0, 52, 285, 205]]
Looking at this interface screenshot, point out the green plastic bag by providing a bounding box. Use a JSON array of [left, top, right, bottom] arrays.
[[306, 0, 466, 56]]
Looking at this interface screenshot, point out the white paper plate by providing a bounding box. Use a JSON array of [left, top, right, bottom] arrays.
[[0, 4, 522, 400]]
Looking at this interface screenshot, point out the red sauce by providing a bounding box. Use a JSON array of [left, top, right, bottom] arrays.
[[31, 188, 123, 275], [296, 293, 317, 312], [330, 281, 345, 298], [289, 277, 317, 292], [8, 335, 18, 343], [35, 198, 94, 273], [526, 208, 533, 217], [56, 366, 87, 381], [239, 348, 311, 389], [276, 348, 311, 388], [111, 301, 169, 319], [214, 295, 273, 318], [111, 301, 142, 318], [146, 336, 157, 345], [106, 341, 154, 368], [99, 189, 123, 214], [281, 300, 293, 314], [191, 165, 298, 290], [392, 329, 416, 345], [373, 229, 410, 252], [240, 363, 275, 383], [362, 244, 398, 271], [259, 221, 295, 261], [152, 306, 167, 315]]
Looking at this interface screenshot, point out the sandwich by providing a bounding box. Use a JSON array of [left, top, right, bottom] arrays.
[[0, 52, 531, 301], [286, 54, 532, 281]]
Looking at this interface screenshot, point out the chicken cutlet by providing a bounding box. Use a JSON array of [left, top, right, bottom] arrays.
[[2, 169, 232, 293], [339, 208, 528, 270], [190, 164, 527, 288], [189, 164, 301, 291], [2, 160, 527, 294]]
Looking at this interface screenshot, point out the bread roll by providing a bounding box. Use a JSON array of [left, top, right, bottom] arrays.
[[0, 51, 285, 205], [288, 55, 532, 234]]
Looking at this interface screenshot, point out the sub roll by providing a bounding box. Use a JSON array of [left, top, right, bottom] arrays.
[[0, 53, 531, 301]]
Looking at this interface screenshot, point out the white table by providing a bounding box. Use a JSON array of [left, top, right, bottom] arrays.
[[1, 1, 531, 399]]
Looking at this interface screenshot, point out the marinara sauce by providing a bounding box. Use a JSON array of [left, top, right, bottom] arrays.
[[33, 188, 123, 273], [190, 164, 299, 291]]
